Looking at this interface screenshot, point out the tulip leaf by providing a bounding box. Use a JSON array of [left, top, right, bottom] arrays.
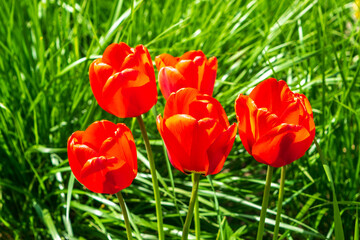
[[33, 203, 61, 240], [65, 173, 75, 238], [208, 175, 224, 240], [314, 140, 345, 240]]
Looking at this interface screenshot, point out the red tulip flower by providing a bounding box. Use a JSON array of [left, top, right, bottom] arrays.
[[67, 120, 137, 194], [89, 43, 157, 118], [155, 50, 217, 99], [235, 78, 315, 167], [157, 88, 237, 175]]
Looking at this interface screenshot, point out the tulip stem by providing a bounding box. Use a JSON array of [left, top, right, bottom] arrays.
[[273, 166, 286, 240], [182, 173, 201, 240], [116, 191, 133, 240], [193, 173, 201, 240], [136, 115, 164, 240], [256, 165, 274, 240]]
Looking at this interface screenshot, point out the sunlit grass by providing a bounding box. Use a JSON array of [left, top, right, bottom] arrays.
[[0, 0, 359, 239]]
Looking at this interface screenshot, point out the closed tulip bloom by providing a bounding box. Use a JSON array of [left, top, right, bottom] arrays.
[[89, 43, 157, 118], [155, 50, 217, 99], [67, 120, 137, 194], [235, 78, 315, 168], [157, 88, 237, 175]]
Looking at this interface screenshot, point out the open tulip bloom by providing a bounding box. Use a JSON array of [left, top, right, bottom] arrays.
[[89, 42, 157, 118], [157, 88, 237, 176], [155, 50, 217, 100], [157, 88, 236, 240], [235, 78, 315, 239], [235, 78, 315, 168], [67, 120, 137, 194]]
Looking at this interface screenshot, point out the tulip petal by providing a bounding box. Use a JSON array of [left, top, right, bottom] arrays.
[[158, 67, 186, 99], [235, 94, 281, 154], [249, 78, 294, 116], [160, 114, 197, 173], [80, 156, 123, 179], [189, 99, 215, 121], [187, 118, 225, 174], [104, 160, 136, 193], [189, 95, 229, 128], [296, 93, 316, 138], [133, 45, 156, 82], [155, 53, 178, 69], [102, 69, 140, 96], [74, 144, 98, 164], [99, 124, 137, 175], [115, 80, 157, 118], [193, 56, 205, 89], [164, 88, 230, 129], [278, 99, 304, 125], [235, 94, 258, 153], [79, 156, 134, 194], [207, 123, 237, 175], [199, 56, 217, 96], [100, 69, 156, 118], [277, 93, 315, 141], [117, 123, 138, 175], [252, 123, 312, 167], [120, 54, 139, 70], [164, 88, 199, 118], [68, 131, 86, 178], [175, 60, 198, 89], [155, 51, 217, 98], [102, 43, 133, 71], [134, 45, 151, 64], [208, 56, 218, 71], [180, 50, 206, 60], [89, 60, 114, 104], [82, 121, 117, 151]]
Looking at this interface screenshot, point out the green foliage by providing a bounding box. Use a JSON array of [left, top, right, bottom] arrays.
[[0, 0, 359, 239]]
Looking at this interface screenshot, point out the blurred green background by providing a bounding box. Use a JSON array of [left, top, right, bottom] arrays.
[[0, 0, 359, 239]]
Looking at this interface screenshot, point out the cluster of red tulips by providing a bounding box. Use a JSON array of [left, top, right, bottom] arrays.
[[67, 42, 315, 240]]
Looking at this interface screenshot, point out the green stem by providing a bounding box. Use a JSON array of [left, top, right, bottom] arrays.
[[273, 166, 286, 240], [182, 173, 201, 240], [136, 115, 164, 240], [116, 191, 133, 240], [256, 165, 274, 240], [193, 174, 200, 240]]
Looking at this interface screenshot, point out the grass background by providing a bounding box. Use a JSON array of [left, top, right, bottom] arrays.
[[0, 0, 359, 239]]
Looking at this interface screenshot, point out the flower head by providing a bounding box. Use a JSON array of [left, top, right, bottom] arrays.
[[155, 50, 217, 99], [157, 88, 237, 175], [235, 78, 315, 167], [89, 43, 157, 118], [67, 120, 137, 194]]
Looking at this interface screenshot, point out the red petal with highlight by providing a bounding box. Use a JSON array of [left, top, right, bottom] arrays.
[[158, 67, 186, 100], [207, 123, 237, 175], [252, 124, 311, 167]]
